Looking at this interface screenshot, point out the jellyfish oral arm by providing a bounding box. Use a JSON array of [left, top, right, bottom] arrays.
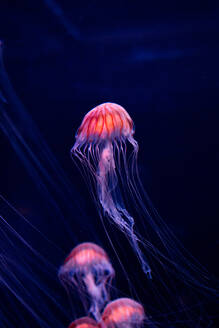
[[83, 272, 105, 320], [97, 142, 116, 214], [83, 272, 101, 320], [83, 272, 101, 300], [97, 142, 152, 279]]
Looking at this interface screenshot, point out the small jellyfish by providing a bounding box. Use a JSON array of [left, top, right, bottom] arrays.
[[71, 103, 152, 278], [101, 298, 145, 328], [59, 242, 115, 320], [68, 317, 99, 328]]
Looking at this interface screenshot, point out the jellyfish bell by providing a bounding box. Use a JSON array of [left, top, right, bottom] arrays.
[[59, 242, 115, 320], [75, 103, 134, 143], [68, 316, 99, 328], [101, 298, 145, 328]]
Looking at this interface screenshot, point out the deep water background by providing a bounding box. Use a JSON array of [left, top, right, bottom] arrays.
[[0, 1, 219, 327]]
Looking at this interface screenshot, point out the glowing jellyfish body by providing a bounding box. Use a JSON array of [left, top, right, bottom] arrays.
[[76, 103, 133, 141], [59, 242, 114, 320], [72, 103, 152, 278], [101, 298, 145, 328], [68, 317, 98, 328]]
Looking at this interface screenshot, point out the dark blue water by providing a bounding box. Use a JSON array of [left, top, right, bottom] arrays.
[[0, 1, 218, 327]]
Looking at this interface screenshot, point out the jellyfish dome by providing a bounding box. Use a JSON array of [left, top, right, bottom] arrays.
[[59, 242, 115, 320], [68, 316, 99, 328], [75, 102, 134, 143], [101, 298, 145, 328]]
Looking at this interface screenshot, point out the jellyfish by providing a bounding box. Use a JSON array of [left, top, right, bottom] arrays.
[[59, 242, 115, 320], [68, 317, 99, 328], [100, 298, 145, 328], [71, 103, 152, 278]]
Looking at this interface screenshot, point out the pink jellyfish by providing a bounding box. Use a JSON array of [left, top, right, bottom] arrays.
[[68, 317, 99, 328], [100, 298, 145, 328], [59, 242, 115, 320], [71, 103, 152, 278]]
